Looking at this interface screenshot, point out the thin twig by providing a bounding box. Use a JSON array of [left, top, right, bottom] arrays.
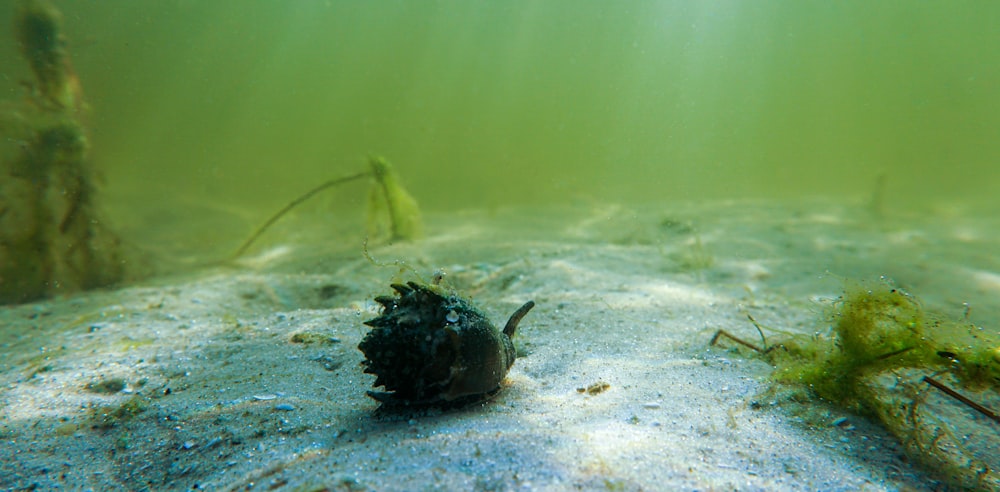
[[710, 329, 764, 353], [923, 376, 1000, 424], [230, 172, 370, 259], [745, 314, 769, 351], [876, 346, 915, 361]]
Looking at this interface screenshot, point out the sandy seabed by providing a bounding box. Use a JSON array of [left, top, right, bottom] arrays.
[[2, 199, 998, 491]]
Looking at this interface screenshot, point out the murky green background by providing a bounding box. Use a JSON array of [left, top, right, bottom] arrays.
[[3, 1, 999, 245]]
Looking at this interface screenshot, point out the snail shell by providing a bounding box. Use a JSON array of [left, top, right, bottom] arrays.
[[358, 281, 535, 406]]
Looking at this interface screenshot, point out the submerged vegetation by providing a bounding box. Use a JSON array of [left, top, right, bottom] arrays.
[[0, 0, 127, 304], [365, 155, 424, 242], [231, 155, 424, 260], [2, 1, 425, 303], [1, 2, 425, 304], [713, 279, 1000, 489], [774, 281, 999, 416]]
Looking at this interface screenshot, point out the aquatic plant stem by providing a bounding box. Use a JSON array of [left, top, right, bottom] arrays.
[[923, 376, 1000, 424], [710, 329, 764, 353], [230, 171, 370, 259]]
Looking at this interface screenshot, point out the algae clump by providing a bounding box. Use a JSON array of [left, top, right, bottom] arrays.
[[728, 279, 1000, 490], [366, 155, 424, 241], [775, 281, 939, 413], [771, 280, 999, 415], [89, 395, 147, 429]]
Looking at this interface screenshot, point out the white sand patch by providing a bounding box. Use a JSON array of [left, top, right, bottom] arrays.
[[2, 199, 996, 490]]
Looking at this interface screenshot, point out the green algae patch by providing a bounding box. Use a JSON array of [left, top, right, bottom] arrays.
[[89, 395, 147, 429], [776, 282, 938, 413], [85, 377, 127, 394], [772, 281, 998, 413], [289, 331, 340, 345], [716, 279, 1000, 489]]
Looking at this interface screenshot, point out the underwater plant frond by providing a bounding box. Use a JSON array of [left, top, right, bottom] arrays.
[[366, 155, 423, 241], [16, 0, 84, 113]]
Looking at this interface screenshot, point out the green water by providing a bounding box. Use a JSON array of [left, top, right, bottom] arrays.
[[2, 1, 999, 236], [2, 4, 1000, 487]]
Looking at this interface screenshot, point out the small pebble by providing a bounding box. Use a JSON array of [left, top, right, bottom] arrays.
[[275, 403, 295, 411]]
